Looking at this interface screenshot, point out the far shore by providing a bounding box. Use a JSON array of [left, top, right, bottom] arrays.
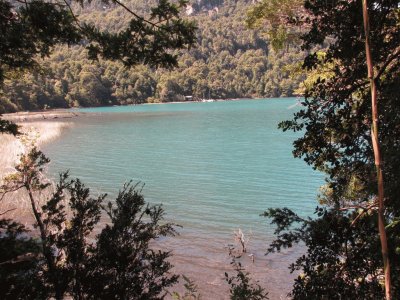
[[1, 97, 298, 121], [135, 96, 294, 106]]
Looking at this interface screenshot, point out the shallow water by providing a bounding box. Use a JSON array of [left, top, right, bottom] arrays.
[[43, 98, 323, 299]]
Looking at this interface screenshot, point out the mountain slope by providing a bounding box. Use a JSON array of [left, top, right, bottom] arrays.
[[0, 0, 305, 112]]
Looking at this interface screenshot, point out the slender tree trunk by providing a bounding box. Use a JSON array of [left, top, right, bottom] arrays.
[[361, 1, 391, 299], [27, 184, 63, 300]]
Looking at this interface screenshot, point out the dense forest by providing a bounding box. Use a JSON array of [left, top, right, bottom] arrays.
[[1, 0, 400, 299], [0, 0, 306, 113]]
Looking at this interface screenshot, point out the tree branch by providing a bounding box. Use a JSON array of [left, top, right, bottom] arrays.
[[0, 184, 25, 202], [0, 208, 16, 216], [0, 252, 39, 266], [375, 46, 400, 81], [112, 0, 161, 28], [62, 0, 84, 31]]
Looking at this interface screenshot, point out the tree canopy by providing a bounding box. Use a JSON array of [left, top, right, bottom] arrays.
[[0, 0, 196, 133], [0, 148, 179, 299], [0, 0, 308, 113], [246, 0, 305, 50], [259, 0, 400, 298], [0, 0, 197, 83]]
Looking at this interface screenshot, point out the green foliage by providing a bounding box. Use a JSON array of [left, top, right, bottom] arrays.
[[171, 276, 201, 300], [0, 219, 41, 299], [270, 0, 400, 298], [90, 182, 178, 299], [0, 148, 179, 299], [0, 119, 19, 135], [265, 207, 391, 299], [246, 0, 304, 51], [0, 0, 196, 83], [225, 260, 268, 300], [0, 0, 196, 135], [0, 0, 306, 112], [0, 0, 81, 82], [84, 0, 196, 70]]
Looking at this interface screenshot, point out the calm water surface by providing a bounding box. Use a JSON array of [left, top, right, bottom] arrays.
[[43, 98, 323, 299]]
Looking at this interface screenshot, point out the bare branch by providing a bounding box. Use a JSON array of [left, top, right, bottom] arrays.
[[0, 184, 25, 202], [112, 0, 161, 28], [338, 200, 379, 226], [62, 0, 84, 31], [0, 208, 17, 216], [376, 46, 400, 81]]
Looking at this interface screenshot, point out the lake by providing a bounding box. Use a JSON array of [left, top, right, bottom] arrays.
[[43, 98, 323, 299]]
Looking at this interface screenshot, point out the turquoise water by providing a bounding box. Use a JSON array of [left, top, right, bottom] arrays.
[[43, 98, 323, 299]]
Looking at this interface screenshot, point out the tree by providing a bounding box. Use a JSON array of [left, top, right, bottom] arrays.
[[0, 0, 307, 112], [0, 219, 41, 299], [361, 1, 391, 297], [0, 147, 179, 299], [0, 119, 19, 135], [0, 0, 197, 134], [225, 261, 269, 300], [0, 0, 196, 82], [248, 0, 400, 298], [246, 0, 305, 51], [0, 1, 195, 297], [264, 207, 388, 299]]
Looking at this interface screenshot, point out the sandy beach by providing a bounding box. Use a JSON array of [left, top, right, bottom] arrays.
[[0, 111, 78, 223], [2, 109, 81, 122]]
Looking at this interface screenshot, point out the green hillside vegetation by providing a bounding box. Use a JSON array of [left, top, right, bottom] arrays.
[[0, 0, 305, 113]]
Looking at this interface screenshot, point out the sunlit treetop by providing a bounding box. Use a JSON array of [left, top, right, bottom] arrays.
[[246, 0, 305, 50]]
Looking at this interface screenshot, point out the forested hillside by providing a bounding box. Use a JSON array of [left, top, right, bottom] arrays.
[[0, 0, 305, 113]]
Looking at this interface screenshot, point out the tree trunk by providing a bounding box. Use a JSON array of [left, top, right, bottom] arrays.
[[27, 185, 63, 300], [361, 1, 391, 299]]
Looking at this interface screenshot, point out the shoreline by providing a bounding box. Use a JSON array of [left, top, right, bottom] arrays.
[[0, 103, 298, 299], [1, 97, 300, 115], [2, 109, 84, 122], [0, 115, 76, 223], [126, 96, 295, 106]]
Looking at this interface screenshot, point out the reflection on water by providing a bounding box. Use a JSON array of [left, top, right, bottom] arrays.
[[43, 99, 322, 299]]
